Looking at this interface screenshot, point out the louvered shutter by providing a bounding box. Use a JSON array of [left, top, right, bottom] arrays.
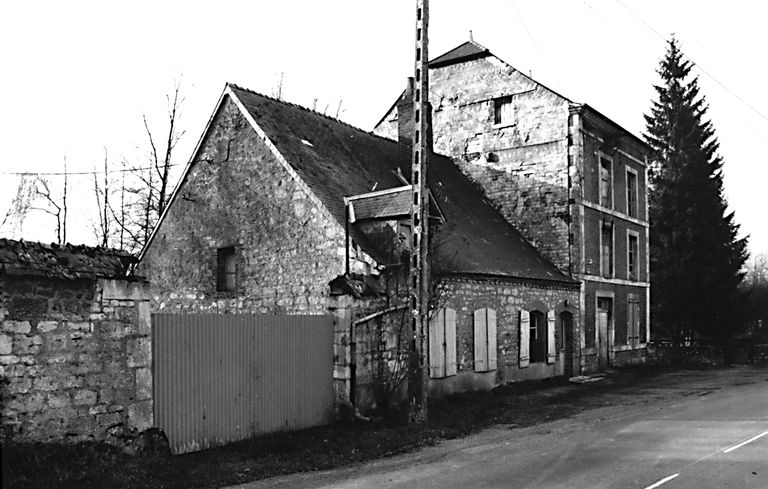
[[474, 309, 488, 372], [429, 309, 446, 378], [487, 309, 497, 370], [519, 310, 530, 368], [445, 308, 457, 376], [546, 310, 556, 364]]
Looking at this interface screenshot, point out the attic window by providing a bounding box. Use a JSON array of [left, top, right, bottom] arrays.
[[494, 96, 513, 125], [301, 139, 314, 147]]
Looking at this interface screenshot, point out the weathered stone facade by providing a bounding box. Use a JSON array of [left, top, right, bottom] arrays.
[[0, 276, 152, 444], [138, 96, 370, 315], [374, 43, 651, 372]]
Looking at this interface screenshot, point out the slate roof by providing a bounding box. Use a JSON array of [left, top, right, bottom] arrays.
[[226, 85, 575, 285], [0, 239, 136, 280], [349, 188, 412, 222], [429, 40, 491, 68]]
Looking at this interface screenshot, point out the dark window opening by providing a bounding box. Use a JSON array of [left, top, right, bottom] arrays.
[[627, 170, 638, 217], [216, 247, 236, 293], [628, 234, 639, 280], [494, 96, 513, 125], [601, 221, 614, 278], [529, 310, 547, 363]]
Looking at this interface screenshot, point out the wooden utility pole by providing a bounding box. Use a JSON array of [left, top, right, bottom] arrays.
[[407, 0, 430, 424]]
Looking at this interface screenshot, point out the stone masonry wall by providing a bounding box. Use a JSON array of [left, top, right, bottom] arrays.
[[138, 96, 362, 315], [1, 277, 152, 444], [374, 57, 572, 272]]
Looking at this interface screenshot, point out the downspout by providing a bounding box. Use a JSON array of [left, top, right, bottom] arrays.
[[344, 198, 355, 407]]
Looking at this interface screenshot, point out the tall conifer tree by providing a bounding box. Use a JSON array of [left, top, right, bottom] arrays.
[[645, 38, 748, 345]]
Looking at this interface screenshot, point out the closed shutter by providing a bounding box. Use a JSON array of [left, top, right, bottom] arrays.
[[546, 310, 556, 364], [445, 308, 457, 376], [429, 309, 446, 378], [519, 310, 530, 368], [487, 309, 497, 370], [474, 309, 487, 372]]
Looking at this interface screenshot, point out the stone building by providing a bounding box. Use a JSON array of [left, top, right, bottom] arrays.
[[0, 239, 152, 445], [374, 40, 651, 372], [138, 83, 580, 409]]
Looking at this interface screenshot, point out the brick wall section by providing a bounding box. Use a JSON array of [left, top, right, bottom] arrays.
[[0, 277, 152, 444], [138, 96, 368, 315], [375, 57, 572, 271]]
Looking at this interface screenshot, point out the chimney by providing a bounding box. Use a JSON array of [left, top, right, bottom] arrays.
[[397, 77, 415, 173]]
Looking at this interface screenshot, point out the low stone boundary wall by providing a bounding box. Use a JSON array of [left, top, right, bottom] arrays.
[[1, 277, 152, 446]]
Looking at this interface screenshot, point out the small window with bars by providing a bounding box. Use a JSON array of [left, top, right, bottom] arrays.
[[216, 246, 237, 293]]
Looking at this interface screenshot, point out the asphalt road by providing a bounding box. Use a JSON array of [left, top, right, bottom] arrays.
[[232, 366, 768, 489]]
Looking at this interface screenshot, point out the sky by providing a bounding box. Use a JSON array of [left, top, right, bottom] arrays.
[[1, 0, 767, 257]]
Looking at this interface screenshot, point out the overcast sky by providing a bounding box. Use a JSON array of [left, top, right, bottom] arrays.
[[1, 0, 766, 256]]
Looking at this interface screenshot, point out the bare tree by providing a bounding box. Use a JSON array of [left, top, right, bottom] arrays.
[[30, 176, 66, 245], [92, 149, 112, 247]]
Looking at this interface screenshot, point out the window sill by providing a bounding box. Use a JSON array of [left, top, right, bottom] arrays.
[[491, 122, 515, 130]]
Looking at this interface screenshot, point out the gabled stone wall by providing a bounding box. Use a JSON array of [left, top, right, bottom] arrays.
[[0, 277, 152, 445]]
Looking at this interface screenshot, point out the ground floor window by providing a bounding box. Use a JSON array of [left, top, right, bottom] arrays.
[[530, 311, 547, 363]]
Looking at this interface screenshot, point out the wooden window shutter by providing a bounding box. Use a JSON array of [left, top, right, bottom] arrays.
[[487, 309, 497, 370], [474, 309, 488, 372], [519, 310, 530, 368], [429, 309, 446, 378], [546, 310, 556, 364], [445, 308, 457, 377]]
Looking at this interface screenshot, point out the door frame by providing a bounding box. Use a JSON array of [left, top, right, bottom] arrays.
[[595, 292, 615, 369]]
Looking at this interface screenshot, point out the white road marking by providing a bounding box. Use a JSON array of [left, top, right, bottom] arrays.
[[644, 473, 679, 489], [724, 430, 768, 453]]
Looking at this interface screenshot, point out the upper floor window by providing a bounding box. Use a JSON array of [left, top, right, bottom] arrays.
[[626, 167, 638, 218], [216, 246, 236, 292], [493, 96, 513, 125], [599, 155, 613, 208], [627, 233, 639, 280], [601, 221, 614, 278]]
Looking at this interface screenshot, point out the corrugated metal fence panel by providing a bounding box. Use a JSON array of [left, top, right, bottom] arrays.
[[153, 313, 334, 454]]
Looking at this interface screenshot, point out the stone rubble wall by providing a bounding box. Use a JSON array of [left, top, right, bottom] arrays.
[[1, 277, 152, 445]]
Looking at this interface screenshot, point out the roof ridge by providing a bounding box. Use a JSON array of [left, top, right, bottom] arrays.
[[227, 82, 399, 144]]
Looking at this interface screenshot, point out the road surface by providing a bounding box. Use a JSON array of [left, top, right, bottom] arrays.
[[231, 366, 768, 489]]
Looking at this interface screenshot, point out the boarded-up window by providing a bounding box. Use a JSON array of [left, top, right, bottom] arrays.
[[599, 156, 613, 208], [473, 308, 497, 372], [216, 247, 236, 292], [429, 308, 457, 378], [494, 97, 513, 125]]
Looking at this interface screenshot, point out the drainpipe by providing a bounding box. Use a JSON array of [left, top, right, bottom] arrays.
[[350, 311, 357, 409]]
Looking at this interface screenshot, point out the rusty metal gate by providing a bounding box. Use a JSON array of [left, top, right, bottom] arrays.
[[152, 313, 334, 454]]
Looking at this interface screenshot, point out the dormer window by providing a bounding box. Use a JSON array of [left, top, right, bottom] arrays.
[[493, 96, 513, 125]]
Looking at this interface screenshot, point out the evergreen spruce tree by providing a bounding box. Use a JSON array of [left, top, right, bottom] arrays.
[[645, 38, 748, 346]]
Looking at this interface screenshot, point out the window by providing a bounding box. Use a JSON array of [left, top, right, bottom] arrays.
[[429, 308, 457, 378], [519, 309, 555, 366], [473, 308, 497, 372], [216, 246, 236, 292], [627, 233, 639, 280], [599, 155, 613, 208], [493, 97, 513, 125], [601, 221, 614, 278], [626, 168, 638, 217]]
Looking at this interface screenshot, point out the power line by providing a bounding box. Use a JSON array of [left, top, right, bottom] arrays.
[[0, 163, 184, 177], [613, 0, 768, 125], [508, 0, 563, 91]]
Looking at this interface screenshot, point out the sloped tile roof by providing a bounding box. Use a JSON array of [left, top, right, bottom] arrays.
[[429, 40, 491, 68], [228, 85, 575, 285], [0, 239, 136, 280]]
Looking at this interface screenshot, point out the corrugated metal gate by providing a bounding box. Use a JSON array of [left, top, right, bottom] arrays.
[[153, 313, 334, 454]]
